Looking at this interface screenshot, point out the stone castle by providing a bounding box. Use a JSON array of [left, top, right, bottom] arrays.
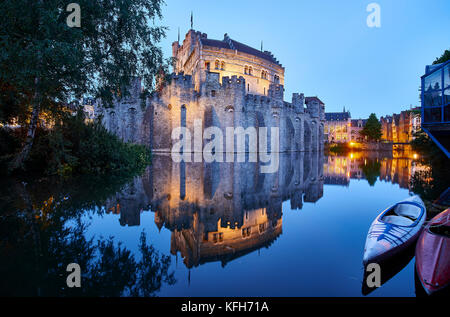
[[95, 30, 326, 153]]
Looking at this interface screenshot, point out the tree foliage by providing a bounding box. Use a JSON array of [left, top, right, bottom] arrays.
[[433, 49, 450, 64], [360, 113, 382, 142], [0, 0, 169, 169]]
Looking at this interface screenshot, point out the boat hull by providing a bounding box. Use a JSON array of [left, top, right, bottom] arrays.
[[363, 195, 426, 265], [415, 208, 450, 295]]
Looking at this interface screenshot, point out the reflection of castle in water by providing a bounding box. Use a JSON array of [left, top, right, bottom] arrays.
[[323, 152, 429, 189], [105, 152, 324, 268]]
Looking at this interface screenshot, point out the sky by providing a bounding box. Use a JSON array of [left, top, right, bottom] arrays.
[[157, 0, 449, 119]]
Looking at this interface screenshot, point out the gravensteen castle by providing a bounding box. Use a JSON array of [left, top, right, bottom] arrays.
[[95, 29, 326, 154]]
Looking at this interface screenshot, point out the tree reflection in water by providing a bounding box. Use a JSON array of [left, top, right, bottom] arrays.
[[0, 175, 175, 297]]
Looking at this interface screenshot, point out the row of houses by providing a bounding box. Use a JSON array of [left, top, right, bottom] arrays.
[[324, 106, 421, 144], [380, 108, 421, 143], [323, 108, 367, 143]]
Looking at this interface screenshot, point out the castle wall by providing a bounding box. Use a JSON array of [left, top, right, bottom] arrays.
[[96, 31, 325, 155]]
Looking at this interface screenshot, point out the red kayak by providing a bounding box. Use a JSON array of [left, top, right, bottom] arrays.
[[415, 208, 450, 295]]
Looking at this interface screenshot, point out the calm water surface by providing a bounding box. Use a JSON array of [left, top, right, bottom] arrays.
[[0, 151, 447, 296]]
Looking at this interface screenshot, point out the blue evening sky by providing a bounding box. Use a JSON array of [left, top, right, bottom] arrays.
[[158, 0, 449, 119]]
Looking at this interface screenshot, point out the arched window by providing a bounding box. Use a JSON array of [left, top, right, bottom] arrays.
[[274, 75, 280, 83], [262, 70, 268, 79], [221, 61, 225, 70], [244, 66, 248, 74], [215, 60, 220, 70], [248, 66, 253, 76]]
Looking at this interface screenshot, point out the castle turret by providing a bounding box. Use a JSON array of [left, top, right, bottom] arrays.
[[305, 97, 324, 119], [292, 93, 305, 113], [268, 83, 284, 100]]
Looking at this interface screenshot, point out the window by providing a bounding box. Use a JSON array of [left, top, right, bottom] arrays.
[[248, 66, 253, 76], [242, 227, 251, 238], [215, 60, 220, 70], [424, 90, 442, 107], [259, 223, 266, 233], [424, 69, 442, 91], [211, 90, 216, 97], [274, 75, 280, 83], [221, 61, 225, 70], [205, 62, 210, 70], [213, 232, 223, 243], [445, 87, 450, 105], [261, 70, 267, 79], [445, 64, 450, 89], [244, 66, 248, 74]]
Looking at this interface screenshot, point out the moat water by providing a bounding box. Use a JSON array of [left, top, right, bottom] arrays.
[[0, 151, 448, 297]]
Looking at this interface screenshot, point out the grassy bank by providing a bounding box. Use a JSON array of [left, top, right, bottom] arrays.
[[325, 142, 352, 154], [0, 111, 151, 178]]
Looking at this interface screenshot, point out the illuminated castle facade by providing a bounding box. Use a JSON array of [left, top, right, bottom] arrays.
[[97, 30, 325, 153]]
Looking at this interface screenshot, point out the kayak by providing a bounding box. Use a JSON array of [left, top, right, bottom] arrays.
[[415, 208, 450, 295], [363, 195, 426, 265]]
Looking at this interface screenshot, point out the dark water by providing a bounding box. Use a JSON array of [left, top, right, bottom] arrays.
[[0, 151, 447, 297]]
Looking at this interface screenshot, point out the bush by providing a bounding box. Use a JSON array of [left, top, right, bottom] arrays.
[[21, 111, 150, 177]]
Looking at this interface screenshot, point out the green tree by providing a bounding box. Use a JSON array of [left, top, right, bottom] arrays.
[[433, 49, 450, 64], [360, 113, 382, 142], [0, 0, 169, 171]]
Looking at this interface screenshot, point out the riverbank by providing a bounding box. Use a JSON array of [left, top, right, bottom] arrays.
[[0, 111, 151, 180]]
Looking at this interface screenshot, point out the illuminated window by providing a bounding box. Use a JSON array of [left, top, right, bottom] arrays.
[[221, 61, 225, 70], [248, 66, 253, 76], [213, 232, 223, 243], [244, 66, 248, 74], [242, 227, 251, 238], [205, 62, 210, 70], [259, 223, 266, 233], [215, 60, 220, 69]]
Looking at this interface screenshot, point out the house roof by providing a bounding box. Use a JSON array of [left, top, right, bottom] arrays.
[[325, 111, 350, 121], [200, 34, 283, 67], [351, 119, 367, 127]]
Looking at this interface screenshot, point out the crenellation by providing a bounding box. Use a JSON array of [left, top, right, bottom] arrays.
[[96, 29, 326, 153]]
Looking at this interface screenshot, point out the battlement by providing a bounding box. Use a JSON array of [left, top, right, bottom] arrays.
[[168, 72, 195, 90], [245, 94, 272, 105], [221, 75, 246, 89], [292, 93, 305, 113], [263, 50, 282, 67], [268, 83, 284, 100]]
